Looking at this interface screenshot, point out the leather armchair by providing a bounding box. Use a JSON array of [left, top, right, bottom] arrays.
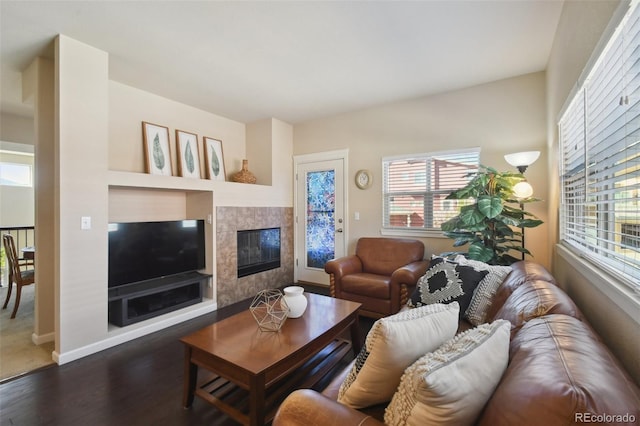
[[324, 237, 429, 318]]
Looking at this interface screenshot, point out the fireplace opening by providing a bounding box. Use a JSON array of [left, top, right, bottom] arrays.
[[237, 227, 281, 278]]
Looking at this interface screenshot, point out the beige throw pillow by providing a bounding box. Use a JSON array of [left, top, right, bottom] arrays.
[[384, 319, 511, 426], [337, 303, 459, 409]]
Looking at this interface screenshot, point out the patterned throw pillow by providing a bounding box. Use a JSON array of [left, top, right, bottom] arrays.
[[454, 255, 512, 325], [384, 320, 511, 426], [408, 257, 488, 320], [337, 303, 459, 409]]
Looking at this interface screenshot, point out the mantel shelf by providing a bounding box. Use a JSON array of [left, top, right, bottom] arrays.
[[108, 170, 215, 192], [108, 169, 289, 212], [107, 170, 272, 193]]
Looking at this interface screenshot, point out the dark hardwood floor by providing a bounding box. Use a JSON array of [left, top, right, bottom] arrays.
[[0, 285, 373, 426]]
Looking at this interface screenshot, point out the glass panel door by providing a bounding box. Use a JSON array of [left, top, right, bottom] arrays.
[[295, 157, 345, 285], [306, 170, 336, 268]]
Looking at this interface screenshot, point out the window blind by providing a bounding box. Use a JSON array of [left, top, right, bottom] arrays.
[[382, 149, 480, 231], [559, 0, 640, 289]]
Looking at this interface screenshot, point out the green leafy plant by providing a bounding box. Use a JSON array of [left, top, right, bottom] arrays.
[[185, 141, 195, 174], [441, 165, 543, 265], [152, 133, 165, 171], [210, 146, 220, 177]]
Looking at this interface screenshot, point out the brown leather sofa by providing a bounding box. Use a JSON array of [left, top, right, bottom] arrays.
[[274, 261, 640, 426], [324, 237, 429, 318]]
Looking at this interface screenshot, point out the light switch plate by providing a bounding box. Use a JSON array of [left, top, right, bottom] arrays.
[[81, 216, 91, 230]]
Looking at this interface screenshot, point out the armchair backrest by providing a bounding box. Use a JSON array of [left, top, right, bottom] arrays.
[[355, 237, 425, 275]]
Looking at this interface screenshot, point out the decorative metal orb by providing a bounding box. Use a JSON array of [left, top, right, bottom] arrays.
[[249, 289, 290, 332]]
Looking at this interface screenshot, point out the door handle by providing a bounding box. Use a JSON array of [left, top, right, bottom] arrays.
[[336, 228, 343, 233]]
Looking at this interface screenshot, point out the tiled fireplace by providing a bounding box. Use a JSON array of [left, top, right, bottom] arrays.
[[216, 206, 293, 307]]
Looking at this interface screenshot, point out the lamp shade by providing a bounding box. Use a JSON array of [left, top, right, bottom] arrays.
[[513, 181, 534, 199], [504, 151, 540, 168]]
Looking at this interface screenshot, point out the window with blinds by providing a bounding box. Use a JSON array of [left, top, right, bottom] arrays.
[[559, 0, 640, 289], [382, 149, 480, 232]]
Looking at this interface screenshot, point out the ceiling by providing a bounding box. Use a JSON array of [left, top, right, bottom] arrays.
[[0, 0, 564, 124]]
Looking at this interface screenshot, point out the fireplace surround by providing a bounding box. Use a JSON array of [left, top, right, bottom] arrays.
[[216, 206, 293, 308]]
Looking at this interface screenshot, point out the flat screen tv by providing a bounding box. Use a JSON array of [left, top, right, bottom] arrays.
[[108, 219, 206, 288]]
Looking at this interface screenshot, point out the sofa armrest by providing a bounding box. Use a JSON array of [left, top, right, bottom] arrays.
[[273, 389, 384, 426], [325, 255, 363, 298], [479, 315, 640, 425], [390, 259, 430, 311]]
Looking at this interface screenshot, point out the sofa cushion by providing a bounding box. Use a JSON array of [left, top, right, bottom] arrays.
[[408, 257, 487, 319], [479, 315, 640, 426], [337, 303, 459, 409], [485, 260, 556, 321], [384, 319, 510, 426], [454, 255, 512, 325], [492, 280, 583, 334]]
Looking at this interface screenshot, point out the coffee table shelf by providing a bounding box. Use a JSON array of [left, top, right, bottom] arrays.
[[195, 338, 352, 425]]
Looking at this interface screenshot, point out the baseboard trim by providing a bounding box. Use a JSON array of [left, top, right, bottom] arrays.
[[32, 331, 54, 345], [53, 301, 217, 365]]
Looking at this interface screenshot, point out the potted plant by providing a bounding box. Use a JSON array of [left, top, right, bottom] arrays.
[[441, 165, 543, 265]]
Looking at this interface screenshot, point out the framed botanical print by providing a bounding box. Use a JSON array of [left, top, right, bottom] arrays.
[[176, 129, 201, 178], [203, 136, 226, 181], [142, 122, 172, 176]]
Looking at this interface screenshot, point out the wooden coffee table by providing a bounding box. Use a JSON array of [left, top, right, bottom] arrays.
[[181, 292, 361, 426]]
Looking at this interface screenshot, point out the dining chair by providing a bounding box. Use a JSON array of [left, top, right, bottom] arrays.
[[2, 234, 35, 319]]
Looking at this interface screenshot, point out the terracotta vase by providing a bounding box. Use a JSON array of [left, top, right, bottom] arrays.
[[232, 159, 257, 184]]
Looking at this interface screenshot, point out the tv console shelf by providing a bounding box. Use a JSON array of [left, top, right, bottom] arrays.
[[108, 271, 212, 327]]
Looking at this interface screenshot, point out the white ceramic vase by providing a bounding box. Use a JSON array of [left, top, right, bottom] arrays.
[[283, 286, 308, 318]]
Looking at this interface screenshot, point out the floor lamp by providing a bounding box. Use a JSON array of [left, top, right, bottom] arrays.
[[504, 151, 540, 260]]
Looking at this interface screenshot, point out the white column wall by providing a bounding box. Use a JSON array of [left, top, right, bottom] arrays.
[[55, 35, 109, 356]]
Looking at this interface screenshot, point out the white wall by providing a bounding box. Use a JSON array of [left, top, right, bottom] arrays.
[[246, 117, 294, 193], [294, 72, 549, 268], [109, 81, 247, 178], [109, 82, 293, 209], [48, 35, 293, 363], [56, 35, 109, 355], [0, 113, 34, 144], [546, 0, 639, 384], [247, 118, 273, 185], [545, 0, 622, 260]]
